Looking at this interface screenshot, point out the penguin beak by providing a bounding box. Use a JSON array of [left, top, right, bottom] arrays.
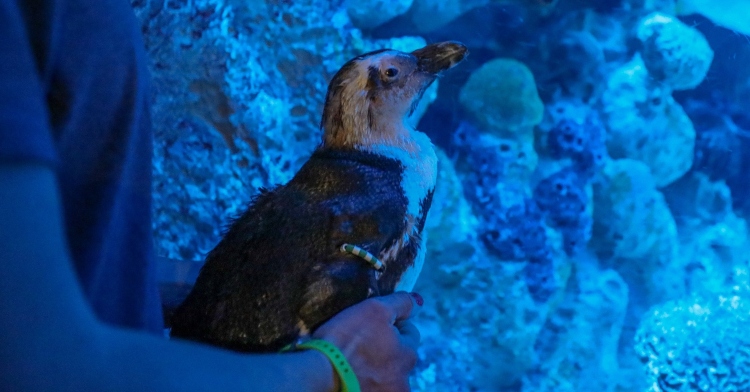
[[412, 41, 469, 75]]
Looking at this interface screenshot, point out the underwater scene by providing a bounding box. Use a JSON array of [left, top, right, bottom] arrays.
[[134, 0, 750, 390]]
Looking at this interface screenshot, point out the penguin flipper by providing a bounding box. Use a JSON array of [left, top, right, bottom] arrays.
[[297, 256, 375, 335]]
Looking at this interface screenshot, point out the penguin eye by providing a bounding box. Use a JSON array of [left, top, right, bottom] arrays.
[[385, 67, 399, 78]]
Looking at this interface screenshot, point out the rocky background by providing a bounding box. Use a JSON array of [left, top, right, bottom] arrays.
[[131, 0, 750, 390]]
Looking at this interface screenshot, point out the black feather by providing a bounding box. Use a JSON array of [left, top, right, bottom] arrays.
[[169, 148, 422, 353]]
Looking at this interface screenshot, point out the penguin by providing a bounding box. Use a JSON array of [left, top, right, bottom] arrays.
[[169, 41, 468, 353]]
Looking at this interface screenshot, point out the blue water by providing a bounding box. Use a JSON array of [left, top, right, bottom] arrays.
[[135, 1, 750, 390]]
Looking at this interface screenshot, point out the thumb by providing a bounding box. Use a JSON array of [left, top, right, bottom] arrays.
[[376, 291, 423, 323]]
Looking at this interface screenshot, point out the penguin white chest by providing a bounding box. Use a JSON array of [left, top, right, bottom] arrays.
[[371, 131, 437, 219], [370, 130, 437, 292]]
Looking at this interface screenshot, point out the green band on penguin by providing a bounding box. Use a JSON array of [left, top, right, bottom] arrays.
[[292, 339, 361, 392], [340, 244, 384, 270]]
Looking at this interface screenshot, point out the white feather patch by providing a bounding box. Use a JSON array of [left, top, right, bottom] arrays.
[[368, 129, 436, 291], [369, 130, 438, 220], [395, 229, 428, 292]]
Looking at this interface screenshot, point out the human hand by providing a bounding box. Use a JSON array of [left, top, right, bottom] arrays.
[[313, 291, 423, 392]]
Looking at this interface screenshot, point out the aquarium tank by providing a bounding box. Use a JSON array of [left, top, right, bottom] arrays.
[[134, 0, 750, 390]]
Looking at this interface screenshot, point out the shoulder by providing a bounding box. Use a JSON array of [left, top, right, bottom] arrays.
[[308, 148, 405, 173], [290, 148, 406, 197]]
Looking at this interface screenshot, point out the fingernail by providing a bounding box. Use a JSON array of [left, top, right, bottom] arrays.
[[411, 292, 424, 307]]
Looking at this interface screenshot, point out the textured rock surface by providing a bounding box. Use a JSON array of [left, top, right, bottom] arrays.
[[601, 55, 696, 188], [525, 265, 628, 392], [635, 293, 750, 392], [590, 159, 679, 262], [404, 0, 490, 33], [590, 159, 685, 349], [346, 0, 414, 30], [636, 12, 714, 91], [424, 147, 476, 251]]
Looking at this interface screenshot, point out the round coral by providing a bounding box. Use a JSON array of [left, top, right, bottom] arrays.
[[601, 55, 696, 188], [459, 58, 544, 138], [636, 12, 714, 91], [590, 159, 685, 310], [590, 159, 678, 260]]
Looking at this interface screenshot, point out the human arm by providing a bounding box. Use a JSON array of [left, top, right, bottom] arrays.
[[0, 1, 336, 387], [0, 164, 339, 391]]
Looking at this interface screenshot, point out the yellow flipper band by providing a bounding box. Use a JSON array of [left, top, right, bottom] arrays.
[[281, 339, 361, 392], [340, 243, 384, 271]]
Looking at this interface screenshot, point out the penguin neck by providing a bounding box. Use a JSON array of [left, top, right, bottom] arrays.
[[361, 119, 420, 155], [322, 112, 421, 156]]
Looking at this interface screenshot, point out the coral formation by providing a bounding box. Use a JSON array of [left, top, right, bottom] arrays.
[[545, 115, 607, 177], [600, 54, 697, 188], [681, 95, 750, 217], [403, 0, 489, 33], [533, 167, 591, 256], [590, 159, 679, 262], [423, 147, 477, 262], [346, 0, 414, 30], [452, 121, 559, 303], [459, 58, 544, 138], [452, 57, 566, 305], [596, 13, 713, 189], [636, 12, 714, 91], [635, 293, 750, 392], [526, 266, 628, 392], [590, 159, 684, 318]]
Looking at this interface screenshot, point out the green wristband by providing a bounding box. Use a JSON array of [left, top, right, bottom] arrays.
[[287, 339, 361, 392]]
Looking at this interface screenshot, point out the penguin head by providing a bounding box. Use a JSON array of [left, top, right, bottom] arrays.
[[321, 41, 468, 149]]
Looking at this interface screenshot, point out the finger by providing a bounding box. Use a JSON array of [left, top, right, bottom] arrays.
[[375, 291, 422, 323], [395, 320, 421, 352], [395, 321, 420, 374]]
